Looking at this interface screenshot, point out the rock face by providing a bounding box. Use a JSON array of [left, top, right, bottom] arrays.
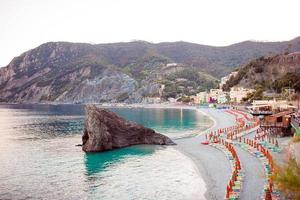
[[82, 105, 175, 152], [222, 52, 300, 92]]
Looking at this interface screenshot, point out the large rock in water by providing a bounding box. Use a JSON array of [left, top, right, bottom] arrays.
[[82, 105, 175, 152]]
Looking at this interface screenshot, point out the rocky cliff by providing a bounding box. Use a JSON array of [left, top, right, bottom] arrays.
[[223, 52, 300, 92], [0, 37, 300, 103], [82, 105, 174, 152]]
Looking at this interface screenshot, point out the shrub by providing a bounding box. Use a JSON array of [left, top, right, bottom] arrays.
[[273, 159, 300, 199]]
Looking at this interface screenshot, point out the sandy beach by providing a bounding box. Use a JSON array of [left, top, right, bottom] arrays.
[[174, 108, 269, 200], [175, 108, 234, 200]]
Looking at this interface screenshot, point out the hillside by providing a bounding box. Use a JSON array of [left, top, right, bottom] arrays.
[[0, 37, 300, 103], [223, 52, 300, 93]]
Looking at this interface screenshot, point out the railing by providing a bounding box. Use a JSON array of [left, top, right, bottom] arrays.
[[260, 122, 289, 128], [249, 110, 273, 115]]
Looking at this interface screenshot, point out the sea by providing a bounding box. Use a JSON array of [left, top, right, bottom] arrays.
[[0, 104, 212, 200]]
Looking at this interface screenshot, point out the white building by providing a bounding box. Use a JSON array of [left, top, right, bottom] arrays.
[[208, 89, 223, 103], [217, 92, 229, 104], [166, 63, 178, 67], [252, 100, 296, 110], [229, 87, 254, 103], [196, 89, 229, 104], [196, 91, 208, 104]]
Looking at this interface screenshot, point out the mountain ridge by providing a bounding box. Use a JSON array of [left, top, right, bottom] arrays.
[[1, 36, 300, 103]]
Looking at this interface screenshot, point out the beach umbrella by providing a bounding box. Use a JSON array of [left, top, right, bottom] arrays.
[[269, 181, 273, 193], [264, 188, 272, 200], [230, 179, 234, 187], [226, 185, 230, 198]]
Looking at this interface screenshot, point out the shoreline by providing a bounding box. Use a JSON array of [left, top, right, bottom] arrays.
[[0, 102, 228, 199], [102, 103, 220, 199], [174, 108, 236, 200], [1, 103, 291, 199]]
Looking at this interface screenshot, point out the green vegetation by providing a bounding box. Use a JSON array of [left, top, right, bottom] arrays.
[[272, 73, 300, 93], [177, 96, 191, 103], [223, 53, 300, 94], [116, 92, 129, 102], [160, 68, 218, 99], [2, 39, 300, 103], [242, 85, 264, 102], [273, 159, 300, 200], [222, 64, 251, 91]]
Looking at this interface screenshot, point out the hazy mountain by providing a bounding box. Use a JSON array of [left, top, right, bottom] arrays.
[[0, 37, 300, 103]]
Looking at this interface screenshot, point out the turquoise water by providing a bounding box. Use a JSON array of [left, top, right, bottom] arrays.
[[0, 104, 211, 200]]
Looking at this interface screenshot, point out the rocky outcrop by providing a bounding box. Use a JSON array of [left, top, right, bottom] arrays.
[[82, 105, 175, 152]]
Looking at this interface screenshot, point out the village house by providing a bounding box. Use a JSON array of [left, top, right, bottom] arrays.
[[208, 89, 222, 103], [260, 110, 294, 136], [229, 87, 254, 103], [195, 91, 208, 104], [195, 89, 229, 104], [195, 86, 254, 105]]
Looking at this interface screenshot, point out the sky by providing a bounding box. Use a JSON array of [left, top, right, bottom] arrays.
[[0, 0, 300, 67]]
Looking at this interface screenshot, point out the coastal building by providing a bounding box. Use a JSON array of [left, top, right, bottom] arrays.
[[196, 86, 252, 104], [195, 89, 229, 104], [260, 110, 294, 136], [249, 99, 297, 118], [263, 111, 293, 127], [217, 92, 228, 104], [252, 100, 296, 111], [208, 89, 222, 103], [207, 89, 229, 104], [166, 63, 178, 67], [229, 87, 254, 103], [196, 91, 208, 104]]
